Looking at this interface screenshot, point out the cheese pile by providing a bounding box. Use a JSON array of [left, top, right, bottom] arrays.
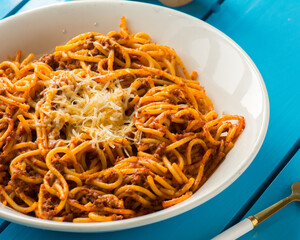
[[39, 71, 135, 146]]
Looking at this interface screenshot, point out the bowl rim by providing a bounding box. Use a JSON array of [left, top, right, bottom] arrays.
[[0, 0, 270, 232]]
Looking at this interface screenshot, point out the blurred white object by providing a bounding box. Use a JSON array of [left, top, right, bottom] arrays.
[[159, 0, 193, 7], [212, 219, 254, 240]]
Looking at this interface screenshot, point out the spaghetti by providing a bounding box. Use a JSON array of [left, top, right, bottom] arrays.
[[0, 17, 245, 222]]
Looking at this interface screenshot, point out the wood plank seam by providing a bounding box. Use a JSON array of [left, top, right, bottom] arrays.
[[222, 137, 300, 231], [0, 221, 10, 234], [202, 0, 225, 21], [3, 0, 31, 19]]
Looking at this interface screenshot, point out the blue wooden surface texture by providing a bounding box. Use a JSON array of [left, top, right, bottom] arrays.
[[0, 0, 299, 239], [240, 150, 300, 239], [0, 0, 24, 19], [16, 0, 219, 20], [131, 0, 219, 19], [17, 0, 67, 13]]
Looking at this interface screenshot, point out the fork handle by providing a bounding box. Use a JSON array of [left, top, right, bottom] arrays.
[[211, 218, 254, 240], [249, 195, 294, 227], [212, 195, 295, 240]]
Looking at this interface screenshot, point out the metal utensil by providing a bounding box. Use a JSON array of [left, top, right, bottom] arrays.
[[212, 181, 300, 240]]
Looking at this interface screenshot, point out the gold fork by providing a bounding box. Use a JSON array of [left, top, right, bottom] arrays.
[[212, 181, 300, 240]]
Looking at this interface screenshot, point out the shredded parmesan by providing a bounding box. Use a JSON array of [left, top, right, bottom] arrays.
[[38, 70, 135, 147]]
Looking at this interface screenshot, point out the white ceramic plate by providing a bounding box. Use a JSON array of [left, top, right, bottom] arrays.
[[0, 0, 269, 232]]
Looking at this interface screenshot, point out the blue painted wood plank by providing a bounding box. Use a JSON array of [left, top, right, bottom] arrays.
[[131, 0, 219, 19], [15, 0, 219, 20], [239, 150, 300, 239], [0, 0, 23, 19], [16, 0, 67, 13]]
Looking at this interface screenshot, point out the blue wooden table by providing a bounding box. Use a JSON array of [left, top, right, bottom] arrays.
[[0, 0, 299, 239]]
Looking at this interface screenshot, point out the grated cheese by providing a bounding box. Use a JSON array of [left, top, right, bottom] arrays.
[[38, 70, 135, 147]]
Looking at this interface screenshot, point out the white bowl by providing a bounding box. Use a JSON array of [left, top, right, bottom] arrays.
[[0, 0, 269, 232]]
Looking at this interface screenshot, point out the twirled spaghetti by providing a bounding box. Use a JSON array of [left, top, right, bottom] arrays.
[[0, 17, 245, 222]]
